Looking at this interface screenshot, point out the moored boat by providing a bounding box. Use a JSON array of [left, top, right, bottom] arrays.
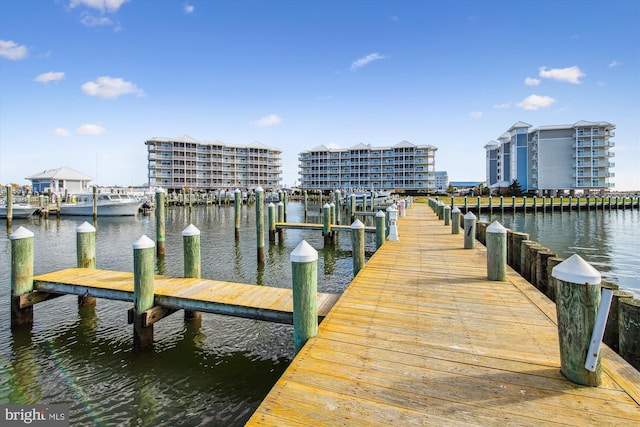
[[60, 193, 144, 216], [0, 204, 39, 219]]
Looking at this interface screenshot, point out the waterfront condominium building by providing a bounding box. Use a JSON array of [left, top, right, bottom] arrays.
[[298, 141, 438, 192], [485, 120, 615, 195], [145, 135, 282, 192]]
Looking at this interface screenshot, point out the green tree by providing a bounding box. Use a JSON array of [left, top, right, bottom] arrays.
[[507, 179, 523, 197]]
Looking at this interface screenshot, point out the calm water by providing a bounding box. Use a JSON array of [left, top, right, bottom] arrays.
[[0, 202, 378, 426], [479, 208, 640, 298], [1, 203, 638, 426]]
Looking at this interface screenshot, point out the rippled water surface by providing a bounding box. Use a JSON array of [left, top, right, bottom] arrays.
[[0, 202, 377, 426]]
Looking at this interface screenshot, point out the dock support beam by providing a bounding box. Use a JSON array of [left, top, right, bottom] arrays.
[[10, 227, 35, 329], [352, 220, 365, 277], [255, 187, 265, 264], [291, 240, 318, 355], [77, 221, 97, 307], [486, 221, 507, 281], [234, 189, 241, 240], [552, 254, 602, 386], [133, 235, 155, 350], [183, 224, 202, 321]]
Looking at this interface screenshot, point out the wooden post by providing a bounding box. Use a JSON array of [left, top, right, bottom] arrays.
[[322, 202, 331, 244], [183, 224, 202, 321], [486, 221, 507, 281], [234, 188, 241, 239], [545, 256, 564, 302], [352, 219, 365, 277], [476, 196, 481, 216], [488, 196, 493, 213], [463, 212, 476, 249], [291, 240, 318, 355], [334, 190, 341, 224], [10, 226, 35, 328], [277, 201, 285, 240], [303, 190, 308, 217], [520, 240, 537, 282], [268, 202, 276, 242], [155, 189, 166, 258], [443, 205, 451, 226], [500, 196, 504, 212], [619, 298, 640, 370], [133, 235, 155, 350], [522, 196, 527, 213], [92, 186, 98, 220], [349, 195, 356, 223], [375, 210, 385, 249], [255, 186, 265, 263], [77, 221, 97, 307], [510, 231, 529, 271], [552, 254, 602, 386], [535, 249, 557, 296], [533, 196, 537, 213], [6, 185, 12, 226], [603, 290, 633, 353], [283, 190, 288, 222], [451, 207, 461, 234], [464, 196, 468, 212]]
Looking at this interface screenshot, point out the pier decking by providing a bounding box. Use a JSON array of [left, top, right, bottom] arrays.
[[248, 203, 640, 425], [31, 269, 340, 325]]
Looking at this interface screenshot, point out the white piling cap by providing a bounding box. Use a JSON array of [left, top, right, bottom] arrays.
[[76, 221, 96, 233], [464, 212, 477, 219], [268, 202, 275, 207], [552, 254, 601, 285], [444, 205, 451, 210], [291, 240, 318, 263], [329, 202, 335, 207], [132, 234, 155, 249], [234, 188, 241, 193], [155, 188, 166, 193], [387, 204, 397, 211], [255, 186, 264, 192], [182, 224, 200, 236], [452, 207, 461, 213], [278, 201, 284, 206], [376, 210, 385, 217], [351, 219, 365, 229], [323, 203, 331, 208], [10, 226, 34, 240], [487, 220, 507, 234]]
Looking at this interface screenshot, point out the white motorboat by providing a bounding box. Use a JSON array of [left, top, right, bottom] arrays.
[[60, 193, 143, 216], [0, 204, 39, 219]]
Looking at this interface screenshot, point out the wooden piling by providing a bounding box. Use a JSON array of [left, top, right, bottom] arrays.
[[334, 190, 341, 224], [268, 202, 276, 242], [183, 224, 202, 321], [535, 249, 557, 297], [234, 188, 241, 239], [603, 290, 633, 353], [463, 212, 476, 249], [133, 235, 155, 349], [10, 226, 34, 328], [291, 240, 318, 355], [349, 195, 356, 223], [92, 186, 98, 220], [443, 204, 451, 226], [6, 185, 12, 226], [277, 201, 285, 240], [486, 221, 507, 281], [375, 210, 385, 249], [451, 207, 460, 234], [322, 203, 331, 245], [552, 254, 602, 386], [303, 190, 308, 217], [283, 190, 288, 222], [155, 189, 166, 258], [510, 231, 530, 271], [255, 187, 265, 263], [77, 221, 97, 307], [352, 219, 365, 277], [619, 298, 640, 370]]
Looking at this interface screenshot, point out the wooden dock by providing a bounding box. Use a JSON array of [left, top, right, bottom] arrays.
[[248, 203, 640, 426], [275, 222, 377, 233], [30, 268, 340, 325]]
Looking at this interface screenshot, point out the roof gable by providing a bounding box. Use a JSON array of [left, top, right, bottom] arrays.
[[26, 166, 93, 181]]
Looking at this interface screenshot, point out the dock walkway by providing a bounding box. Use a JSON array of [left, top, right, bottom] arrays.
[[248, 203, 640, 425], [32, 269, 339, 325]]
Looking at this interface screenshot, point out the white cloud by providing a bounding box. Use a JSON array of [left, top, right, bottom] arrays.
[[251, 114, 282, 127], [77, 123, 106, 135], [0, 40, 28, 60], [350, 53, 386, 71], [608, 60, 621, 68], [184, 4, 195, 14], [69, 0, 129, 13], [524, 77, 540, 86], [493, 102, 511, 109], [81, 76, 144, 99], [470, 111, 483, 119], [81, 13, 114, 27], [35, 71, 65, 84], [538, 66, 585, 84], [54, 128, 71, 137], [517, 94, 556, 111]]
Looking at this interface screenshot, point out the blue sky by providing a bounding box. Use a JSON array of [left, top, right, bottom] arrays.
[[1, 0, 638, 190]]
